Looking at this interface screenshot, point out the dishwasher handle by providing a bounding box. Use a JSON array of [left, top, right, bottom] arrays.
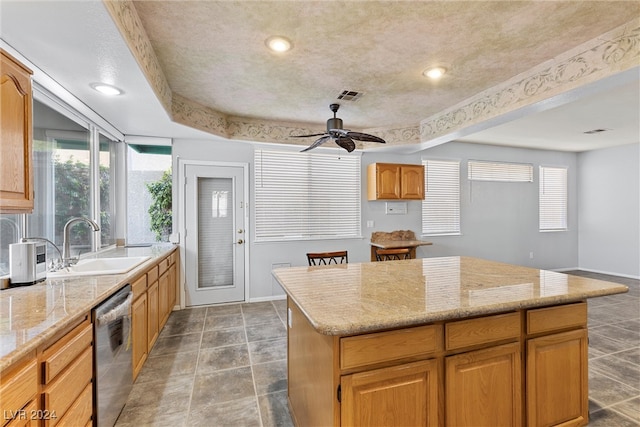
[[95, 291, 132, 326]]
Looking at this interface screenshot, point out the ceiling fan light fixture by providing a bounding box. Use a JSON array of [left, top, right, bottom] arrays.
[[265, 36, 292, 53], [423, 66, 447, 80]]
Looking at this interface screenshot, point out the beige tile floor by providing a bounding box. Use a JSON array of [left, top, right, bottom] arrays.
[[115, 270, 639, 426]]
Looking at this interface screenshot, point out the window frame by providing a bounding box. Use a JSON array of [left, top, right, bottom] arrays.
[[254, 148, 362, 242], [539, 165, 568, 232], [421, 158, 461, 236]]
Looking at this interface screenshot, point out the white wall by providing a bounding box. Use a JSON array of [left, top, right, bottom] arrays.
[[577, 143, 640, 278], [365, 142, 579, 269], [174, 138, 583, 303]]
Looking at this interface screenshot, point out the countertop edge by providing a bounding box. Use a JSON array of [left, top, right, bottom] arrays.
[[287, 285, 629, 337], [0, 245, 177, 372]]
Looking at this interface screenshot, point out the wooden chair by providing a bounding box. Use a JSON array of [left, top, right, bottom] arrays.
[[375, 248, 411, 261], [307, 251, 348, 266]]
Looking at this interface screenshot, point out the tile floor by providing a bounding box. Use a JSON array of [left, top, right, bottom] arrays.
[[115, 270, 639, 426]]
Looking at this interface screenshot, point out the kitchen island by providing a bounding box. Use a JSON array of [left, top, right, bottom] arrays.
[[272, 256, 628, 427]]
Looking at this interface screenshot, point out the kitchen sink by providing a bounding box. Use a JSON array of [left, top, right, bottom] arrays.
[[47, 256, 151, 278]]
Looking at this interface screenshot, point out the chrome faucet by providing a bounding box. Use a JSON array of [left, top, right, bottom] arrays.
[[62, 217, 100, 267]]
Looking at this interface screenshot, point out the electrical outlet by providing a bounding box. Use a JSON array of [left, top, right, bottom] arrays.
[[366, 220, 374, 228]]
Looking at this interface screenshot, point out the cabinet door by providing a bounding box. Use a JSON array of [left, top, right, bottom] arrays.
[[158, 271, 170, 329], [147, 281, 159, 351], [376, 164, 401, 199], [446, 342, 521, 426], [168, 262, 177, 309], [341, 359, 439, 427], [0, 50, 33, 213], [132, 293, 148, 379], [527, 329, 588, 426], [400, 165, 424, 200]]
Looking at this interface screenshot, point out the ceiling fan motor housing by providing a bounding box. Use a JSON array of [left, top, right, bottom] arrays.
[[327, 117, 343, 132]]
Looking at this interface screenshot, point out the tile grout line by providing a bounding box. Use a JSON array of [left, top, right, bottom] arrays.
[[242, 304, 266, 427], [183, 309, 208, 425]]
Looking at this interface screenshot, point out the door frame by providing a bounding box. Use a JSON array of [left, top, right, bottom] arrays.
[[177, 158, 250, 308]]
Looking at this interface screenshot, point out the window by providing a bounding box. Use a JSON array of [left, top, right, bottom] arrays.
[[422, 159, 460, 236], [539, 166, 567, 231], [468, 160, 533, 182], [254, 149, 361, 241], [126, 144, 172, 244]]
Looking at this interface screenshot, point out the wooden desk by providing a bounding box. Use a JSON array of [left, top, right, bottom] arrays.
[[370, 239, 432, 261]]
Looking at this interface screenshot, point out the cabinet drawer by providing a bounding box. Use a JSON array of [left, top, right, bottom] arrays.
[[446, 312, 521, 351], [42, 322, 92, 384], [0, 359, 38, 417], [340, 324, 442, 370], [527, 302, 587, 335], [5, 398, 38, 427], [52, 383, 92, 427], [43, 347, 92, 421], [158, 257, 169, 276], [131, 274, 147, 299], [147, 264, 158, 284]]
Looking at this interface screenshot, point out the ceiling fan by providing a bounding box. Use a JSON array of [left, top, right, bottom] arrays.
[[292, 104, 386, 153]]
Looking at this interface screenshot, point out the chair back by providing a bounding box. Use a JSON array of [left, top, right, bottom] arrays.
[[375, 248, 411, 261], [307, 251, 348, 266]]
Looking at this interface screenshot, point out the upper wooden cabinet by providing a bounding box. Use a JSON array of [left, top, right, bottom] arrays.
[[1, 49, 33, 213], [367, 163, 424, 200]]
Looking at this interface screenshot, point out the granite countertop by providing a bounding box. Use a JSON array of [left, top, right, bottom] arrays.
[[0, 244, 177, 371], [272, 256, 629, 336]]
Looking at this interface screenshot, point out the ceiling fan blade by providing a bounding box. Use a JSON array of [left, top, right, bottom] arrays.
[[300, 135, 331, 152], [335, 136, 356, 153], [345, 131, 386, 144], [291, 132, 329, 138]]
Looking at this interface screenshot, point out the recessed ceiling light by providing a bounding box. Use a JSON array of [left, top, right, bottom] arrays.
[[90, 83, 123, 96], [265, 36, 292, 53], [423, 66, 447, 80]]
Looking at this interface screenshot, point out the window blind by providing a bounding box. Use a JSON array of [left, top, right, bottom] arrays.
[[254, 149, 361, 241], [422, 159, 461, 235], [468, 160, 533, 182], [539, 166, 567, 231]]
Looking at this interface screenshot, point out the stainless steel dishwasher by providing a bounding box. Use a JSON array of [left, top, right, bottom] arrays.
[[93, 284, 133, 427]]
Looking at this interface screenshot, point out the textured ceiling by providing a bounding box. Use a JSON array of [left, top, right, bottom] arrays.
[[132, 0, 638, 130]]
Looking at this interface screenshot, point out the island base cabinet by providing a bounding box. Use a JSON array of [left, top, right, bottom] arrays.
[[526, 329, 588, 427], [341, 359, 439, 427], [445, 342, 522, 427]]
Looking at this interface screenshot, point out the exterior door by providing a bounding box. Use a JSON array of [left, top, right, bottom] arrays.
[[184, 163, 247, 306]]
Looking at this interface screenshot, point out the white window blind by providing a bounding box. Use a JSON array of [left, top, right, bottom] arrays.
[[539, 166, 567, 231], [422, 159, 460, 235], [468, 160, 533, 182], [254, 150, 361, 241]]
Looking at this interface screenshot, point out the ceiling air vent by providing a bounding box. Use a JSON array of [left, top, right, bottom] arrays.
[[337, 90, 363, 102], [583, 128, 609, 134]]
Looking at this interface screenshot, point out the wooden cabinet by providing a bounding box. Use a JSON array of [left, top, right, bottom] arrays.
[[446, 342, 522, 426], [341, 359, 439, 427], [40, 316, 93, 427], [288, 300, 591, 426], [0, 356, 38, 426], [132, 291, 148, 379], [526, 303, 588, 426], [367, 163, 424, 200], [1, 49, 34, 213], [129, 250, 178, 380]]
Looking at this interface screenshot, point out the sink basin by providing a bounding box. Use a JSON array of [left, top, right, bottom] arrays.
[[47, 256, 151, 278]]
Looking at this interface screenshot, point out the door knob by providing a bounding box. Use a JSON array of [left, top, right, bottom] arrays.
[[237, 239, 244, 244]]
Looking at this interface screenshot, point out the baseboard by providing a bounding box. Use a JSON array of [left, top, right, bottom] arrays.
[[574, 268, 640, 280], [553, 267, 580, 272], [249, 294, 287, 303]]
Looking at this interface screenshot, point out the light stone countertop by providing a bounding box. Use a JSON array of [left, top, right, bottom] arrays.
[[272, 256, 629, 336], [0, 244, 177, 372]]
